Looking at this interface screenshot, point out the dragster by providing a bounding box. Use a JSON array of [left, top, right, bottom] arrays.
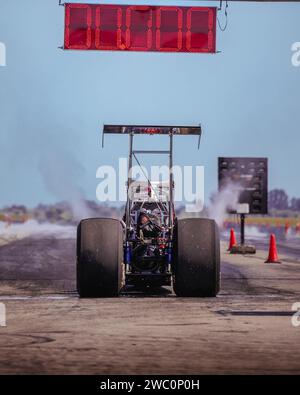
[[77, 125, 220, 297]]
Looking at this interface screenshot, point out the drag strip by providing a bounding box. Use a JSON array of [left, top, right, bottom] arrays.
[[0, 231, 300, 374]]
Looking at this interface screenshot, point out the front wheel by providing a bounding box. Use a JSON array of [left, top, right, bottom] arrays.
[[173, 218, 220, 297]]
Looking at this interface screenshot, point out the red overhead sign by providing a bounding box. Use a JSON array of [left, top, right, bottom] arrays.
[[64, 3, 216, 53]]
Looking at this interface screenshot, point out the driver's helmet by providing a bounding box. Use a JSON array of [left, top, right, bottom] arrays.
[[139, 208, 150, 216]]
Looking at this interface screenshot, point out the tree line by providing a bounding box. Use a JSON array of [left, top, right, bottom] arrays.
[[269, 189, 300, 211]]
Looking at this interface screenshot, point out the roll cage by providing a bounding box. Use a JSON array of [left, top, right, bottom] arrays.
[[102, 124, 202, 240]]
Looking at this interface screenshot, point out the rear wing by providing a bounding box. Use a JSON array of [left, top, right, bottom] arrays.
[[102, 124, 202, 148]]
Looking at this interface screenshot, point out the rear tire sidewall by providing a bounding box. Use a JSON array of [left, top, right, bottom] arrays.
[[77, 218, 123, 297], [173, 218, 220, 297]]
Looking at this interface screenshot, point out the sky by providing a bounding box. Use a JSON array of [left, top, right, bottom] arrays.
[[0, 0, 300, 208]]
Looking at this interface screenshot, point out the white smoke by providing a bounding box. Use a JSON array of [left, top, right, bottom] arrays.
[[39, 148, 92, 221], [0, 220, 76, 246], [208, 183, 241, 227], [245, 226, 267, 239]]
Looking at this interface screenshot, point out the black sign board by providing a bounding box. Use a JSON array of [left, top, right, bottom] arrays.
[[218, 157, 268, 215]]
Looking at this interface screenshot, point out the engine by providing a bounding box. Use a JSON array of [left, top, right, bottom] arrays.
[[131, 209, 168, 272]]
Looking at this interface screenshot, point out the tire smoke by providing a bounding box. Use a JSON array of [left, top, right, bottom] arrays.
[[208, 183, 241, 227]]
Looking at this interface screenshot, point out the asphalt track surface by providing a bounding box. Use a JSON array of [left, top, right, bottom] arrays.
[[0, 226, 300, 374]]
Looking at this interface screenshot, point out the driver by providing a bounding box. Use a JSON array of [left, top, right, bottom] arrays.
[[137, 210, 161, 238]]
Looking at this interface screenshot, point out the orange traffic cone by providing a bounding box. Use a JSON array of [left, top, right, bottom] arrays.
[[228, 228, 237, 251], [265, 234, 281, 263]]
